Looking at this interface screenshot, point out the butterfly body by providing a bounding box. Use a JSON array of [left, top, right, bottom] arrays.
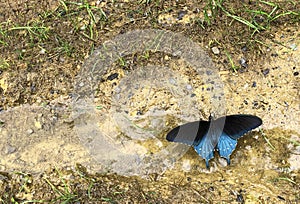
[[166, 114, 262, 168]]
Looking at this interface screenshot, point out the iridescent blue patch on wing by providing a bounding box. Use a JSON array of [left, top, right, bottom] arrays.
[[193, 135, 215, 168], [217, 133, 238, 164]]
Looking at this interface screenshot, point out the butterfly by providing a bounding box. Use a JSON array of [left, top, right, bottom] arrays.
[[166, 114, 262, 168]]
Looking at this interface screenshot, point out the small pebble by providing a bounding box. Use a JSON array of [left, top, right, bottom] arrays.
[[218, 157, 228, 167], [206, 70, 213, 75], [34, 121, 42, 129], [262, 68, 270, 76], [5, 145, 16, 154], [107, 73, 119, 81], [239, 57, 248, 68], [186, 84, 192, 90], [241, 46, 248, 52], [114, 87, 121, 94], [169, 78, 176, 85], [39, 48, 46, 54], [296, 145, 300, 153], [27, 129, 34, 135], [253, 101, 259, 107], [177, 10, 187, 20], [80, 25, 86, 30], [151, 119, 163, 129], [68, 93, 77, 99], [156, 140, 163, 148], [245, 145, 251, 150], [277, 195, 285, 201], [59, 57, 65, 62], [211, 47, 220, 55], [236, 193, 244, 203], [252, 81, 257, 87], [182, 159, 191, 172], [289, 43, 298, 51], [172, 50, 182, 56]]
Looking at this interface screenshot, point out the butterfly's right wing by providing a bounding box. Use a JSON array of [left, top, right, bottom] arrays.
[[217, 133, 238, 164], [223, 115, 262, 140]]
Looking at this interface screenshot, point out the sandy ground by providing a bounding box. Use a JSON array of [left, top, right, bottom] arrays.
[[0, 0, 299, 203]]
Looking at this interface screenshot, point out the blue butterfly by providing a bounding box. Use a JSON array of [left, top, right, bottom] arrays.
[[166, 114, 262, 168]]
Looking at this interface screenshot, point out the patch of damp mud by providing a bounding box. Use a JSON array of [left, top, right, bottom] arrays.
[[0, 56, 214, 176], [156, 128, 299, 202], [0, 101, 99, 173], [73, 61, 215, 176]]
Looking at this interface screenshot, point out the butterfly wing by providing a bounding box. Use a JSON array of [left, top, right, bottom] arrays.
[[216, 114, 262, 165], [166, 120, 215, 167], [166, 120, 210, 146], [193, 135, 215, 168], [222, 115, 262, 140], [217, 133, 238, 164]]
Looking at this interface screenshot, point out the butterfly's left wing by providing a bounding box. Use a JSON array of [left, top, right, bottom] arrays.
[[222, 114, 262, 140], [193, 134, 215, 168], [166, 120, 216, 167], [166, 120, 210, 146]]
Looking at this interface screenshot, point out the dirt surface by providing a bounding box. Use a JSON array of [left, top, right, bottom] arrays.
[[0, 0, 299, 203]]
